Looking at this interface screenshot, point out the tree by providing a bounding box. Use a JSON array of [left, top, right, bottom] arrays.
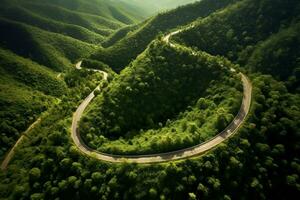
[[13, 185, 26, 199], [216, 114, 228, 131], [197, 98, 209, 109], [30, 193, 44, 200], [207, 177, 220, 190], [286, 174, 298, 186], [149, 188, 157, 198], [91, 172, 102, 183], [60, 158, 72, 171], [29, 168, 41, 182], [188, 193, 197, 200], [197, 183, 208, 197]]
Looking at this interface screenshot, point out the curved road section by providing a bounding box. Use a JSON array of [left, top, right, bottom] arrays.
[[71, 29, 252, 164]]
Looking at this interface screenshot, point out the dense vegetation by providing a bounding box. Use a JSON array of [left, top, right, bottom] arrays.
[[121, 0, 199, 15], [0, 49, 67, 96], [101, 24, 139, 48], [0, 18, 96, 71], [90, 0, 239, 71], [0, 76, 55, 160], [246, 22, 300, 90], [174, 0, 300, 87], [86, 77, 242, 155], [0, 73, 298, 200], [0, 0, 300, 199], [0, 0, 146, 160], [0, 0, 158, 71], [80, 40, 242, 154]]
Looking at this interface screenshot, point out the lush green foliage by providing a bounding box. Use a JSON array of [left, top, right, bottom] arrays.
[[0, 0, 300, 199], [101, 24, 139, 48], [0, 0, 148, 47], [13, 0, 123, 33], [121, 0, 199, 16], [0, 18, 95, 71], [0, 68, 108, 199], [0, 5, 105, 44], [0, 0, 155, 72], [174, 0, 300, 83], [80, 59, 111, 74], [0, 76, 55, 159], [3, 0, 145, 26], [88, 77, 242, 155], [0, 0, 145, 162], [82, 40, 230, 136], [0, 47, 68, 159], [246, 22, 300, 91], [0, 49, 67, 96], [90, 0, 239, 71], [80, 40, 242, 154], [0, 74, 299, 200]]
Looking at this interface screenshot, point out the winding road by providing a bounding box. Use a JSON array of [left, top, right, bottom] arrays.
[[71, 28, 253, 163]]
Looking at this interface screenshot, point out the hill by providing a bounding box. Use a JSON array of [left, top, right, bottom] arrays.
[[173, 0, 300, 89], [0, 18, 96, 71], [0, 5, 105, 44], [89, 0, 240, 72], [3, 0, 145, 25], [0, 48, 66, 159], [246, 22, 300, 90], [0, 0, 149, 160], [79, 39, 243, 154], [120, 0, 199, 16]]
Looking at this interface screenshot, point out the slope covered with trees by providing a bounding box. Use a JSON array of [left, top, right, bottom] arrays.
[[0, 18, 96, 71], [0, 0, 154, 70], [0, 0, 149, 162], [0, 48, 68, 159], [1, 0, 145, 31], [0, 5, 106, 44], [90, 0, 240, 72], [173, 0, 300, 86], [120, 0, 199, 15], [246, 22, 300, 90], [80, 40, 242, 154]]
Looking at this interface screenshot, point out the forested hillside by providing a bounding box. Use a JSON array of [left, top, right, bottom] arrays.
[[0, 0, 148, 160], [80, 40, 242, 154], [120, 0, 199, 15], [0, 0, 151, 71], [173, 0, 300, 89], [90, 0, 239, 72], [0, 0, 299, 199]]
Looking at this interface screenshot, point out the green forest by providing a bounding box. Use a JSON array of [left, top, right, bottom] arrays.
[[0, 0, 299, 199]]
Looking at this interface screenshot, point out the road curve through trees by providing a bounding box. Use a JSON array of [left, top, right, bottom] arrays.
[[71, 28, 253, 163]]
